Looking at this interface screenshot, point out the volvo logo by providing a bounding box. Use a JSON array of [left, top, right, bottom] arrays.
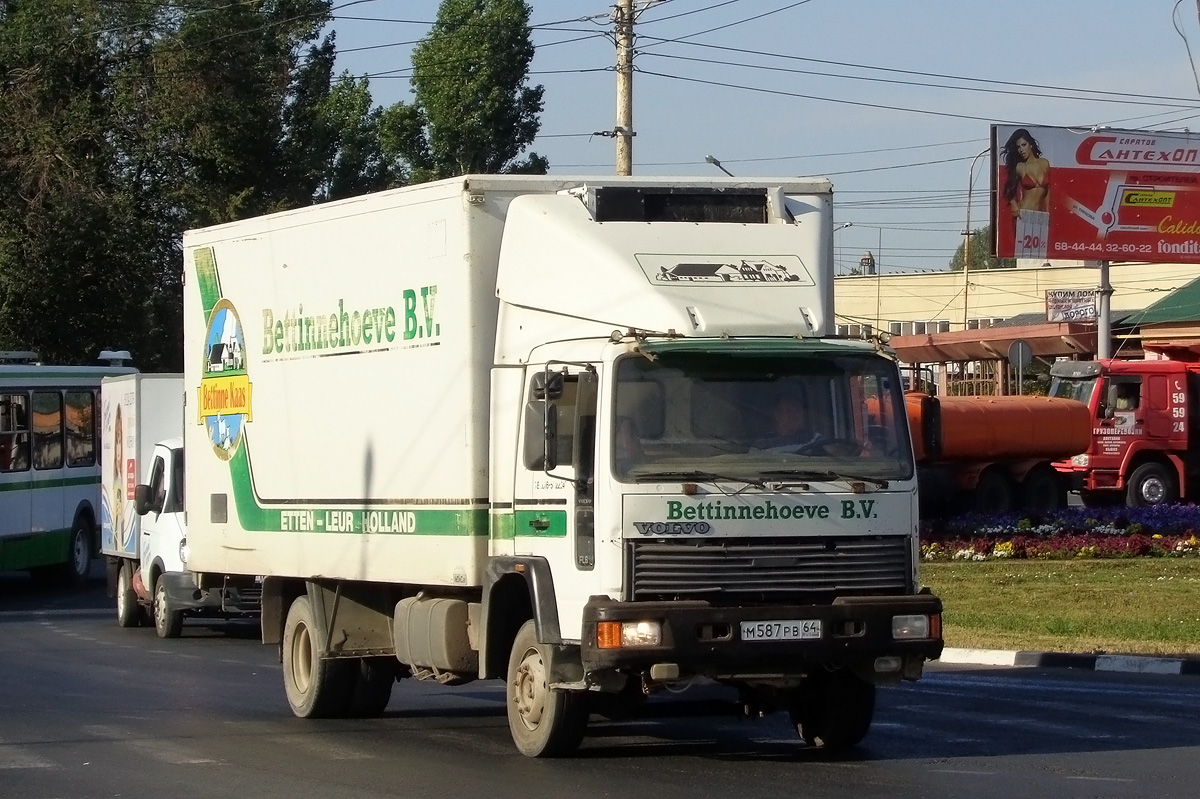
[[633, 521, 713, 535]]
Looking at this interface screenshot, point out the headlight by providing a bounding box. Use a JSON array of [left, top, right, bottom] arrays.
[[892, 614, 930, 640], [1071, 454, 1090, 467], [597, 620, 662, 648]]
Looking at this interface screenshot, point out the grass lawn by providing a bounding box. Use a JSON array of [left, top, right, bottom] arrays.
[[920, 559, 1200, 656]]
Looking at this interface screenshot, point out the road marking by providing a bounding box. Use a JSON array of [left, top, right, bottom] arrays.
[[81, 725, 220, 765], [931, 769, 997, 775], [285, 736, 374, 761], [1064, 776, 1134, 782]]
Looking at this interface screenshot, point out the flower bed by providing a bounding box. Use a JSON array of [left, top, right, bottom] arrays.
[[920, 504, 1200, 561]]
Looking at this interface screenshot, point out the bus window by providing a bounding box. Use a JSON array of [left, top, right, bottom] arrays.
[[64, 390, 95, 467], [32, 391, 64, 470], [0, 393, 30, 472]]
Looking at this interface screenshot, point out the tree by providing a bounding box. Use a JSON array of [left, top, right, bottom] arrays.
[[949, 225, 1016, 272], [381, 0, 546, 181]]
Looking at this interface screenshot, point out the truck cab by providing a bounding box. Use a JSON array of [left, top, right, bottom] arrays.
[[1050, 358, 1200, 505]]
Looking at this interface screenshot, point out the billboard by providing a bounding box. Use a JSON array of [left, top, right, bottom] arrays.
[[992, 124, 1200, 263], [1045, 288, 1098, 322]]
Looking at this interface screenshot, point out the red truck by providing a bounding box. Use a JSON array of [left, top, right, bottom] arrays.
[[905, 392, 1092, 516], [1049, 356, 1200, 507]]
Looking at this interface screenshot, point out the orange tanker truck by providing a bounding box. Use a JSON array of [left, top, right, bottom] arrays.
[[904, 393, 1092, 515]]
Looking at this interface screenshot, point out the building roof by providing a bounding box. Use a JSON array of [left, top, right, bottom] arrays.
[[1129, 275, 1200, 325]]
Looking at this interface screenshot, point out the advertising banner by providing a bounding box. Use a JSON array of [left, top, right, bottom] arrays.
[[992, 124, 1200, 263], [1045, 288, 1098, 322]]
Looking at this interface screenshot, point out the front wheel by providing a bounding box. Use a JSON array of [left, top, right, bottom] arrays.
[[506, 620, 587, 757], [1018, 466, 1066, 513], [1126, 462, 1177, 507], [153, 578, 184, 639], [788, 669, 876, 749], [63, 515, 91, 585]]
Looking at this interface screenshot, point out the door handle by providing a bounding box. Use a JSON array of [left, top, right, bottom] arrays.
[[528, 517, 550, 531]]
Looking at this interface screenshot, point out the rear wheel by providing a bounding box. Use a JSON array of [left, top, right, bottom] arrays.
[[282, 595, 352, 718], [506, 620, 587, 757], [116, 561, 141, 628], [1018, 466, 1066, 513], [153, 577, 184, 639], [788, 669, 876, 749], [973, 469, 1014, 513], [344, 657, 397, 718], [1126, 462, 1177, 507], [65, 518, 93, 585]]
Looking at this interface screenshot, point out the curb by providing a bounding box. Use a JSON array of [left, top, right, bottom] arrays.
[[938, 647, 1200, 676]]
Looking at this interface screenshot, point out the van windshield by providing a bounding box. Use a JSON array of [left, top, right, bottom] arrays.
[[611, 351, 914, 483]]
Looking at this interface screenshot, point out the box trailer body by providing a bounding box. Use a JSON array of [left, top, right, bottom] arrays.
[[182, 175, 942, 756]]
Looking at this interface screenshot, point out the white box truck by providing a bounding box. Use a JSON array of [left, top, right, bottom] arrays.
[[182, 175, 942, 756], [100, 373, 258, 637]]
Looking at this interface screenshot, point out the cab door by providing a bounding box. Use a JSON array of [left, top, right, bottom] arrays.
[[512, 363, 599, 642]]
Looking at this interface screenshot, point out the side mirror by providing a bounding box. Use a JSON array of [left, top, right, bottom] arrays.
[[1102, 384, 1118, 419], [523, 401, 559, 471], [532, 370, 564, 400], [133, 484, 156, 516]]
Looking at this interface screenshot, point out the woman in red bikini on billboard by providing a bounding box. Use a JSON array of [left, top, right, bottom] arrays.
[[1002, 128, 1050, 220]]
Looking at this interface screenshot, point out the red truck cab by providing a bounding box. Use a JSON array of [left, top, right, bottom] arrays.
[[1049, 358, 1200, 506]]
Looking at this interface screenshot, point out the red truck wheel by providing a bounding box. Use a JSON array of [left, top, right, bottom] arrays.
[[1126, 463, 1177, 507]]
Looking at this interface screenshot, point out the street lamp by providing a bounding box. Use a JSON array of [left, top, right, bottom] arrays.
[[963, 147, 990, 328], [832, 222, 853, 275], [704, 155, 735, 177]]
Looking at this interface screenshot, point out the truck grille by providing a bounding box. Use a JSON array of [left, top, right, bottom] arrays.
[[627, 535, 911, 604]]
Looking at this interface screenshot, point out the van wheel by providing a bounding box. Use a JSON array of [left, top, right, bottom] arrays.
[[1018, 466, 1065, 513], [153, 578, 184, 639], [282, 595, 352, 718], [788, 669, 875, 749], [973, 470, 1013, 513], [1127, 463, 1177, 507], [506, 620, 587, 757], [117, 562, 141, 628]]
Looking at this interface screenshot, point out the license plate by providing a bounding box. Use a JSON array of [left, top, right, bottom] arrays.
[[740, 619, 822, 642]]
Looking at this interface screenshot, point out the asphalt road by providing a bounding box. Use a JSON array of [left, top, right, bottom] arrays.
[[3, 567, 1200, 799]]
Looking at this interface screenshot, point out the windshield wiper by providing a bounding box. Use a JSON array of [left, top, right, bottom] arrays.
[[760, 470, 889, 489], [633, 470, 766, 489]]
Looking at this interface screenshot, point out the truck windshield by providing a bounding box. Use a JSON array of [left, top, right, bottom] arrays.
[[1048, 376, 1097, 406], [612, 351, 914, 483]]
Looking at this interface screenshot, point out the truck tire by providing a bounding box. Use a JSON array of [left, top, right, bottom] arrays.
[[506, 619, 587, 757], [282, 595, 352, 718], [1126, 462, 1177, 507], [116, 561, 141, 629], [788, 669, 875, 749], [344, 657, 396, 718], [973, 470, 1013, 514], [153, 578, 184, 639], [1018, 466, 1065, 513]]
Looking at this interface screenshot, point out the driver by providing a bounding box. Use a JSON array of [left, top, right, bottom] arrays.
[[760, 393, 823, 452]]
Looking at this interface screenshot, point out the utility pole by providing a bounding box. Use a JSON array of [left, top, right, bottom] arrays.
[[615, 0, 635, 175]]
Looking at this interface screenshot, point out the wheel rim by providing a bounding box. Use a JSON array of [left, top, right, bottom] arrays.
[[512, 646, 547, 730], [291, 622, 314, 694], [117, 567, 130, 620], [72, 530, 89, 576], [154, 583, 167, 630], [1142, 477, 1166, 504]]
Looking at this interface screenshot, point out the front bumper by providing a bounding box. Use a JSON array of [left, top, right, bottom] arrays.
[[580, 594, 943, 680], [161, 572, 261, 614]]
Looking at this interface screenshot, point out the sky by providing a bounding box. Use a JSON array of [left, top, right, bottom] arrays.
[[328, 0, 1200, 276]]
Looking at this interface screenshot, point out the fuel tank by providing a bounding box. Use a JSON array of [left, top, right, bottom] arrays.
[[905, 392, 1091, 463]]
